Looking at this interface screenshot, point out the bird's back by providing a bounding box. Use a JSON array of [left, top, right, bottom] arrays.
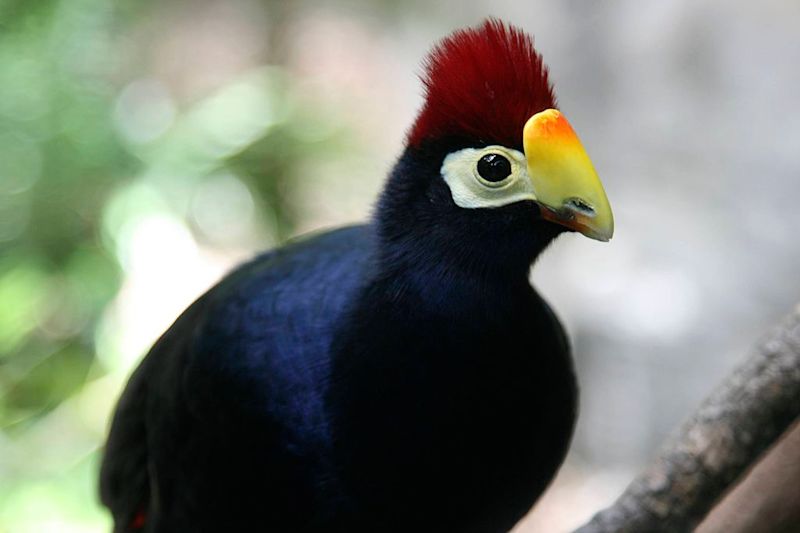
[[100, 225, 375, 532]]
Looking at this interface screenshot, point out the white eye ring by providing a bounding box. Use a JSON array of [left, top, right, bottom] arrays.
[[441, 146, 536, 210]]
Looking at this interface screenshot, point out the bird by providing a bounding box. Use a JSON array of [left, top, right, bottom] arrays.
[[99, 19, 613, 533]]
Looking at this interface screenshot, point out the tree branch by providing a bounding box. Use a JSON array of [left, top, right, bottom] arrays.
[[697, 419, 800, 533], [574, 305, 800, 533]]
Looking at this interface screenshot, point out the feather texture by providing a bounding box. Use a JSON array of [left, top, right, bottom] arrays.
[[407, 19, 556, 149]]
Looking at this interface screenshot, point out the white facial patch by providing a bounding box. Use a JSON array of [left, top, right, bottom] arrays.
[[440, 146, 537, 209]]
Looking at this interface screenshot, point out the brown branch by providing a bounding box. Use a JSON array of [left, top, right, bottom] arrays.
[[574, 305, 800, 533], [697, 419, 800, 533]]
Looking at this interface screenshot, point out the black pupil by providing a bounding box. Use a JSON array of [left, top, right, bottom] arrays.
[[477, 153, 512, 183]]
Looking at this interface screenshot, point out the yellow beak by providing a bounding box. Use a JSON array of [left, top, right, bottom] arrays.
[[523, 109, 614, 241]]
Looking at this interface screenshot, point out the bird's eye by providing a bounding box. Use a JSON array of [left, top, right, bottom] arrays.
[[476, 153, 512, 183]]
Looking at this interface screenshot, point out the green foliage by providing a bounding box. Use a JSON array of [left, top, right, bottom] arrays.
[[0, 1, 353, 530], [0, 0, 132, 428]]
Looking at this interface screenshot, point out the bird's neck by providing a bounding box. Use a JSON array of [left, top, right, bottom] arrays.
[[373, 247, 533, 316]]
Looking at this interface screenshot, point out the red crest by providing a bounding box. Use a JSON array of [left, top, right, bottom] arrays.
[[407, 19, 556, 149]]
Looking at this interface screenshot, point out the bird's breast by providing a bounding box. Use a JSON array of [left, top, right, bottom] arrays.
[[327, 292, 577, 531]]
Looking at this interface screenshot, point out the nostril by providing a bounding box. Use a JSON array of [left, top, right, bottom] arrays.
[[565, 197, 595, 217]]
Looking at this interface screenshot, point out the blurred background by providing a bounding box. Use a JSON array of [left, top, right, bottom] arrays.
[[1, 0, 799, 531]]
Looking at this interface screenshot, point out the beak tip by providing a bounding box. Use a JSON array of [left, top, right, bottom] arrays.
[[590, 223, 614, 242], [584, 228, 613, 242]]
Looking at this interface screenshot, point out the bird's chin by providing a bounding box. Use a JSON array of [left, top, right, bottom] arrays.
[[513, 201, 568, 237], [478, 201, 565, 268]]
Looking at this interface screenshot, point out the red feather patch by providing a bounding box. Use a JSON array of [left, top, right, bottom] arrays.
[[130, 509, 146, 529], [407, 19, 556, 149]]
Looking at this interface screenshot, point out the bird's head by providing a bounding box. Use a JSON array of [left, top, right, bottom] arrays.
[[378, 20, 613, 276]]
